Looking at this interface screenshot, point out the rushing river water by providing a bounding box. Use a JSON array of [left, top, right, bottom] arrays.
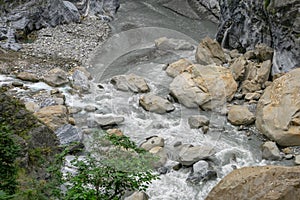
[[84, 0, 290, 199]]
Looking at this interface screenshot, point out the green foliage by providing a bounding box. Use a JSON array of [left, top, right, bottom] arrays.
[[0, 124, 20, 195], [264, 0, 271, 9], [62, 132, 159, 200]]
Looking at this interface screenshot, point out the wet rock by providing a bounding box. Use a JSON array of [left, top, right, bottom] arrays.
[[55, 124, 81, 145], [188, 0, 220, 23], [71, 70, 90, 93], [227, 105, 255, 126], [149, 146, 168, 168], [140, 136, 165, 151], [154, 37, 194, 51], [177, 144, 215, 166], [195, 37, 226, 65], [256, 68, 300, 146], [187, 170, 217, 184], [230, 56, 247, 81], [170, 64, 237, 110], [206, 166, 300, 200], [111, 74, 150, 93], [88, 115, 124, 128], [166, 58, 192, 78], [192, 160, 209, 174], [295, 155, 300, 165], [16, 72, 39, 82], [163, 0, 200, 20], [73, 66, 92, 80], [34, 105, 68, 131], [84, 105, 97, 112], [68, 107, 82, 114], [43, 68, 69, 87], [262, 141, 281, 161], [139, 94, 175, 114], [12, 82, 23, 87], [124, 191, 149, 200], [188, 115, 209, 129]]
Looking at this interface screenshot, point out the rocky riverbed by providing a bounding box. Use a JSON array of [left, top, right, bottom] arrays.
[[1, 0, 300, 200]]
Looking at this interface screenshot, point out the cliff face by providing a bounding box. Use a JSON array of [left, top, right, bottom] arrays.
[[217, 0, 300, 75]]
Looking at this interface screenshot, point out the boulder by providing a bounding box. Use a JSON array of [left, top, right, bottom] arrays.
[[71, 69, 90, 93], [55, 124, 81, 145], [195, 37, 226, 65], [170, 64, 237, 110], [149, 146, 168, 168], [256, 68, 300, 146], [124, 191, 149, 200], [16, 72, 39, 82], [154, 37, 194, 51], [227, 105, 255, 126], [166, 58, 192, 78], [192, 160, 209, 174], [245, 92, 261, 101], [230, 56, 247, 81], [176, 144, 215, 166], [111, 74, 150, 93], [25, 101, 40, 112], [241, 60, 272, 94], [88, 115, 124, 128], [188, 115, 210, 129], [34, 105, 68, 131], [140, 136, 164, 151], [43, 68, 69, 87], [206, 166, 300, 200], [262, 141, 281, 161], [139, 94, 175, 114]]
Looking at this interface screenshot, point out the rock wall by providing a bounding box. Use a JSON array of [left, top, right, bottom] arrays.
[[217, 0, 300, 75]]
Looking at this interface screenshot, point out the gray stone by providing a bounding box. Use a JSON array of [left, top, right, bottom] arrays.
[[192, 160, 209, 174], [111, 74, 150, 93], [188, 115, 210, 129], [195, 37, 226, 65], [245, 93, 261, 101], [72, 70, 90, 93], [140, 136, 165, 151], [262, 141, 281, 161], [177, 144, 215, 166], [43, 68, 69, 87], [139, 94, 175, 114], [155, 37, 194, 51], [88, 115, 124, 128], [230, 56, 247, 81], [55, 124, 81, 145], [228, 105, 255, 126]]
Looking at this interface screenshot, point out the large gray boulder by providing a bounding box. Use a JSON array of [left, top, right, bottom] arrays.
[[43, 68, 69, 87], [111, 74, 150, 93], [176, 144, 215, 166], [139, 94, 175, 114], [206, 166, 300, 200], [217, 0, 300, 75], [170, 64, 237, 110], [256, 68, 300, 146]]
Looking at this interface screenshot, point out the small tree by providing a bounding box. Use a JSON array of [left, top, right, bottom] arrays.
[[63, 131, 159, 200], [0, 124, 20, 196]]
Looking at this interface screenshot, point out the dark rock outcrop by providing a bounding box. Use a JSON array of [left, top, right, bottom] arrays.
[[217, 0, 300, 74]]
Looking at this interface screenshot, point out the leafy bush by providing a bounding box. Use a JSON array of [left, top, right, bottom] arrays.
[[0, 124, 20, 195], [62, 131, 159, 200]]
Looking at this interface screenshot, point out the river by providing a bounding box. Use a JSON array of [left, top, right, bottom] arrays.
[[86, 0, 284, 199]]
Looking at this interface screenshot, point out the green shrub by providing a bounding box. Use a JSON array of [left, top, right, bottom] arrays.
[[0, 124, 20, 195]]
